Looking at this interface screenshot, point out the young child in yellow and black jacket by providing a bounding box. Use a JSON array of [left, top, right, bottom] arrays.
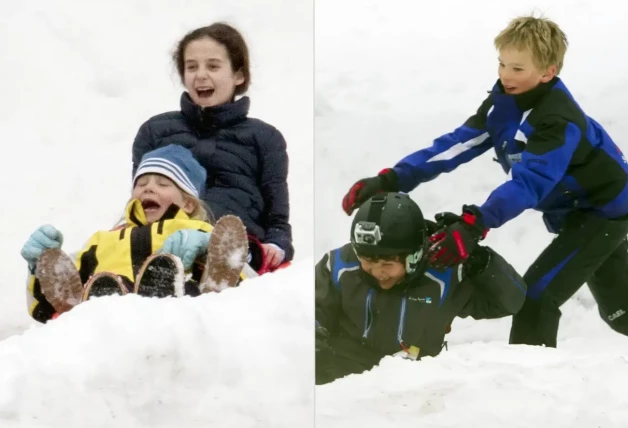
[[22, 144, 250, 323]]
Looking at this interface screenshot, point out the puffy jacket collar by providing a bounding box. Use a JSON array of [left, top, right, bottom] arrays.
[[491, 76, 559, 112], [180, 92, 250, 132], [124, 199, 192, 227]]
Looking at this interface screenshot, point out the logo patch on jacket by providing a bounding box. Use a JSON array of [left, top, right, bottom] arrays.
[[409, 296, 432, 304]]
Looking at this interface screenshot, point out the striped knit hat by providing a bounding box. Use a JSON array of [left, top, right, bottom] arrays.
[[133, 145, 206, 198]]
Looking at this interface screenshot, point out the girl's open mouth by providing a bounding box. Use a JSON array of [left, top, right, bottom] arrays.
[[141, 199, 161, 213], [196, 88, 215, 99]]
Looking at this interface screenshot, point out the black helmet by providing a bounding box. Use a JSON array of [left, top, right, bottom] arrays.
[[350, 192, 428, 275]]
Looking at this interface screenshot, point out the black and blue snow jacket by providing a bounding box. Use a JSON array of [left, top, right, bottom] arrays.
[[315, 239, 526, 360], [132, 93, 294, 261], [393, 77, 628, 232]]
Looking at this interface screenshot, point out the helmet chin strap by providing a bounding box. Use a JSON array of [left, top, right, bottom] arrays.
[[405, 239, 429, 277]]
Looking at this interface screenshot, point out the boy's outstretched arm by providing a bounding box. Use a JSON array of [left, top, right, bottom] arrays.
[[342, 96, 494, 215], [393, 95, 495, 192], [458, 246, 527, 320], [427, 116, 581, 268]]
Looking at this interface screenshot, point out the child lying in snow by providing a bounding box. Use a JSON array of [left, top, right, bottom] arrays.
[[316, 193, 526, 385], [22, 145, 253, 323]]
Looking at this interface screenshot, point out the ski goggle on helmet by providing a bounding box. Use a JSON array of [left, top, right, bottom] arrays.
[[350, 192, 428, 276]]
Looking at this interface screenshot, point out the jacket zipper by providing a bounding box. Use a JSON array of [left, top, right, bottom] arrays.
[[362, 288, 374, 339], [397, 296, 408, 346]]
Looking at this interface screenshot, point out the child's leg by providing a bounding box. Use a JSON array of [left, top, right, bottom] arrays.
[[36, 249, 83, 313], [199, 215, 248, 293], [509, 212, 628, 347], [587, 237, 628, 335]]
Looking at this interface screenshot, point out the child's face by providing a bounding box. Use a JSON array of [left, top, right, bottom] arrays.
[[357, 256, 407, 290], [183, 37, 245, 108], [132, 174, 194, 223], [498, 47, 556, 95]]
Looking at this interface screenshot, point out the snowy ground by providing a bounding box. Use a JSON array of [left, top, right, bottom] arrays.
[[0, 264, 312, 428], [315, 0, 628, 426], [0, 1, 313, 427]]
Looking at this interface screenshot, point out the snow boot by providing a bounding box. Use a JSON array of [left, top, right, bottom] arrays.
[[36, 248, 84, 313], [199, 215, 248, 293], [82, 272, 128, 301], [134, 253, 184, 298]]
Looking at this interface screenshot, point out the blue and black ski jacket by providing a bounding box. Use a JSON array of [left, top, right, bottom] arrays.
[[393, 77, 628, 232]]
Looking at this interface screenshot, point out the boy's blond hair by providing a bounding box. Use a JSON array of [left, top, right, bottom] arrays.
[[494, 15, 568, 74]]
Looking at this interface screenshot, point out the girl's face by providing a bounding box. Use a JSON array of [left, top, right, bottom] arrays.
[[183, 37, 245, 108], [132, 174, 194, 223]]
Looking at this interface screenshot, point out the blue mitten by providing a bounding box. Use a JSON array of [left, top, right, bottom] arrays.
[[21, 225, 64, 271], [159, 230, 211, 270]]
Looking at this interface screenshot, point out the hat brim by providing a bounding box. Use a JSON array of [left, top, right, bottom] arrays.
[[133, 166, 198, 198]]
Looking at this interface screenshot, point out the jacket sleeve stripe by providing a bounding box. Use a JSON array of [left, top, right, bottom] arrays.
[[427, 132, 490, 163], [393, 126, 493, 191]]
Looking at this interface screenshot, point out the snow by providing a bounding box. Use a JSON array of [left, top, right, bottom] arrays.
[[0, 1, 312, 427], [4, 0, 628, 424], [316, 0, 628, 425], [316, 340, 628, 427], [0, 263, 312, 428]]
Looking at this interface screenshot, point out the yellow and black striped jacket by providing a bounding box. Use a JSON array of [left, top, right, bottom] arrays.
[[27, 199, 243, 323]]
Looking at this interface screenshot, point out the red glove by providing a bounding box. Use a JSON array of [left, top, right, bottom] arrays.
[[341, 168, 399, 215], [427, 205, 488, 269]]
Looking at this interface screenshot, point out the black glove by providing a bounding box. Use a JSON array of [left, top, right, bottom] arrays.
[[427, 205, 488, 269], [315, 323, 334, 354], [342, 168, 399, 215], [434, 211, 464, 229]]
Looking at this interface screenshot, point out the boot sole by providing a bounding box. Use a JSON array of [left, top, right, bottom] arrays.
[[82, 272, 128, 301], [200, 215, 248, 293], [36, 248, 83, 313], [134, 253, 184, 298]]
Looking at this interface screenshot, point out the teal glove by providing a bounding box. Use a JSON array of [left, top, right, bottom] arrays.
[[21, 225, 64, 271], [159, 230, 211, 270]]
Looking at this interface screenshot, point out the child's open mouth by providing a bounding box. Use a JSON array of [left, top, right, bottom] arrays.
[[196, 88, 215, 99], [141, 199, 161, 214]]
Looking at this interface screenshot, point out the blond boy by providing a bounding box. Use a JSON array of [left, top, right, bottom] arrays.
[[342, 16, 628, 347]]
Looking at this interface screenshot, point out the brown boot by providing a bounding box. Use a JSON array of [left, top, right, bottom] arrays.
[[199, 215, 248, 293], [82, 272, 128, 301], [134, 253, 184, 298], [36, 248, 84, 313]]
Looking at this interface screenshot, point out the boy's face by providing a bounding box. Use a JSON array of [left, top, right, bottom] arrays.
[[498, 47, 557, 95], [132, 173, 195, 223], [357, 256, 407, 290]]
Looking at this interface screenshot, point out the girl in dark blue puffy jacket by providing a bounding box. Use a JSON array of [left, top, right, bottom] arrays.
[[132, 22, 293, 273]]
